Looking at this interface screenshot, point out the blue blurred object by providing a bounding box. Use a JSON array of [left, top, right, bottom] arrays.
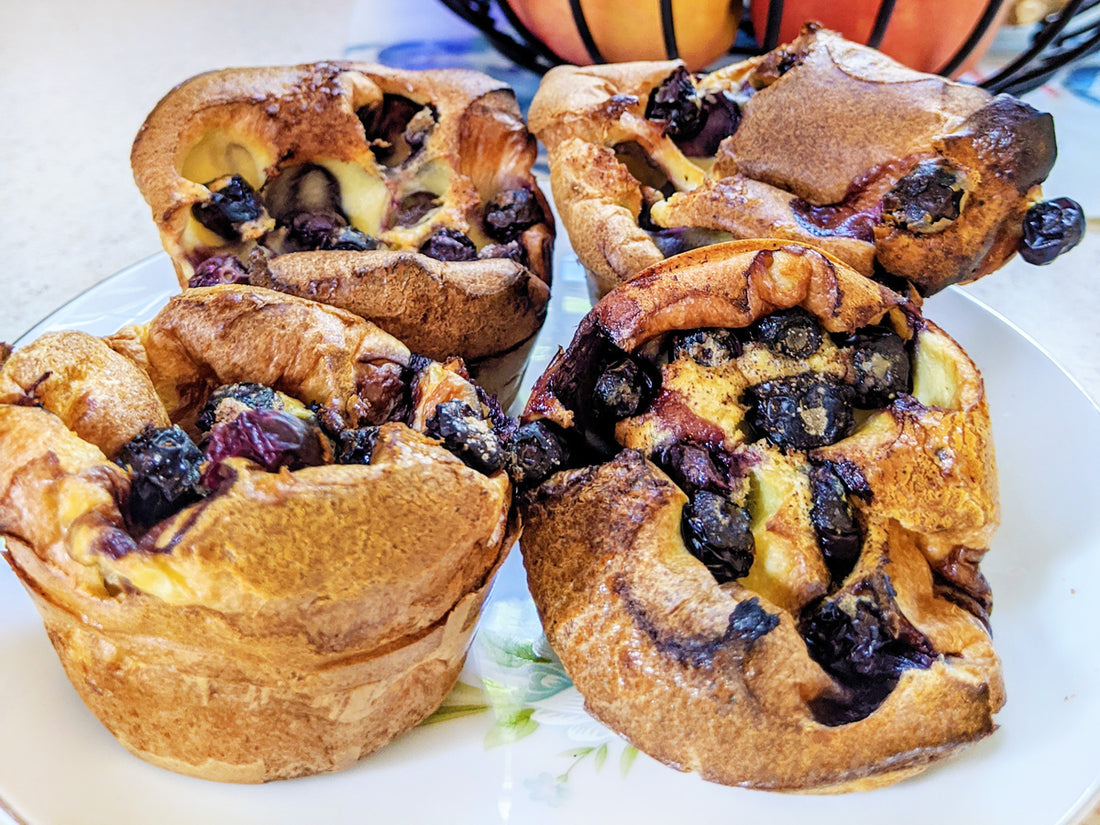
[[344, 35, 542, 110]]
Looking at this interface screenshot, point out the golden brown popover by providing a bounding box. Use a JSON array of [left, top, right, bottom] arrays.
[[0, 285, 517, 782], [514, 240, 1002, 791], [131, 62, 554, 406], [529, 24, 1082, 298]]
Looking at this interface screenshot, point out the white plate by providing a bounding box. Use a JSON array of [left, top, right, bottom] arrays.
[[2, 252, 1100, 825]]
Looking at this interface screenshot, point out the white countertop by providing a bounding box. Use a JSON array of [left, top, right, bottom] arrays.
[[1, 1, 1098, 823]]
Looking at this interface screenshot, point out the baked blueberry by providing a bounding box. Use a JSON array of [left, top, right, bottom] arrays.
[[425, 400, 505, 474], [744, 373, 854, 451], [674, 91, 742, 157], [655, 440, 730, 495], [808, 463, 862, 582], [645, 67, 703, 140], [594, 359, 653, 420], [335, 426, 381, 464], [392, 191, 441, 227], [419, 228, 478, 262], [751, 309, 821, 359], [667, 328, 741, 367], [115, 425, 205, 528], [202, 407, 329, 487], [483, 188, 545, 242], [845, 326, 910, 406], [188, 255, 250, 288], [682, 490, 756, 583], [1019, 197, 1085, 265], [800, 580, 935, 724], [507, 419, 569, 487], [882, 159, 966, 233], [191, 175, 263, 240], [196, 382, 280, 432]]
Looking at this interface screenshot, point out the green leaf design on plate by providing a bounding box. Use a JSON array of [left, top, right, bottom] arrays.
[[620, 744, 640, 777], [484, 706, 538, 748]]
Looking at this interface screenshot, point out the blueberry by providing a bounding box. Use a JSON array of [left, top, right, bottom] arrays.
[[419, 228, 478, 262], [284, 211, 346, 252], [114, 426, 205, 528], [202, 407, 329, 484], [674, 91, 742, 157], [507, 419, 569, 487], [845, 326, 910, 406], [682, 490, 756, 583], [667, 328, 741, 366], [744, 373, 854, 451], [1019, 197, 1085, 265], [191, 175, 263, 240], [393, 191, 441, 227], [335, 426, 380, 464], [882, 159, 966, 233], [808, 463, 862, 582], [322, 225, 378, 251], [645, 67, 703, 139], [196, 382, 280, 432], [655, 440, 730, 495], [188, 255, 250, 288], [478, 239, 528, 266], [425, 400, 505, 474], [483, 188, 545, 242], [799, 580, 935, 688], [728, 597, 780, 644], [593, 359, 652, 420], [751, 308, 822, 359]]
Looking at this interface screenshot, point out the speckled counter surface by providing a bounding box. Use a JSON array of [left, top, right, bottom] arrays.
[[0, 1, 1097, 821]]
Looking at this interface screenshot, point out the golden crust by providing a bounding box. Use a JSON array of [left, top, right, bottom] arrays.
[[519, 241, 1002, 791], [131, 61, 553, 403], [0, 286, 515, 782], [530, 26, 1056, 296]]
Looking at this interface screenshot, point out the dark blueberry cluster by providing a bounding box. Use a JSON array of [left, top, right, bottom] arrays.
[[655, 440, 732, 495], [419, 228, 479, 262], [191, 175, 264, 241], [112, 372, 524, 533], [593, 359, 654, 420], [645, 67, 703, 140], [506, 420, 570, 488], [666, 327, 741, 367], [284, 210, 377, 252], [800, 580, 936, 725], [202, 407, 329, 482], [843, 326, 910, 407], [188, 255, 250, 288]]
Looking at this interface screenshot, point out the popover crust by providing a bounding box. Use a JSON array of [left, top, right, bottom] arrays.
[[529, 25, 1061, 297], [0, 286, 516, 782], [131, 62, 554, 404], [519, 241, 1002, 791]]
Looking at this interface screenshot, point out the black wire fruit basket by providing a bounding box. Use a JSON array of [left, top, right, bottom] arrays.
[[438, 0, 1100, 96]]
